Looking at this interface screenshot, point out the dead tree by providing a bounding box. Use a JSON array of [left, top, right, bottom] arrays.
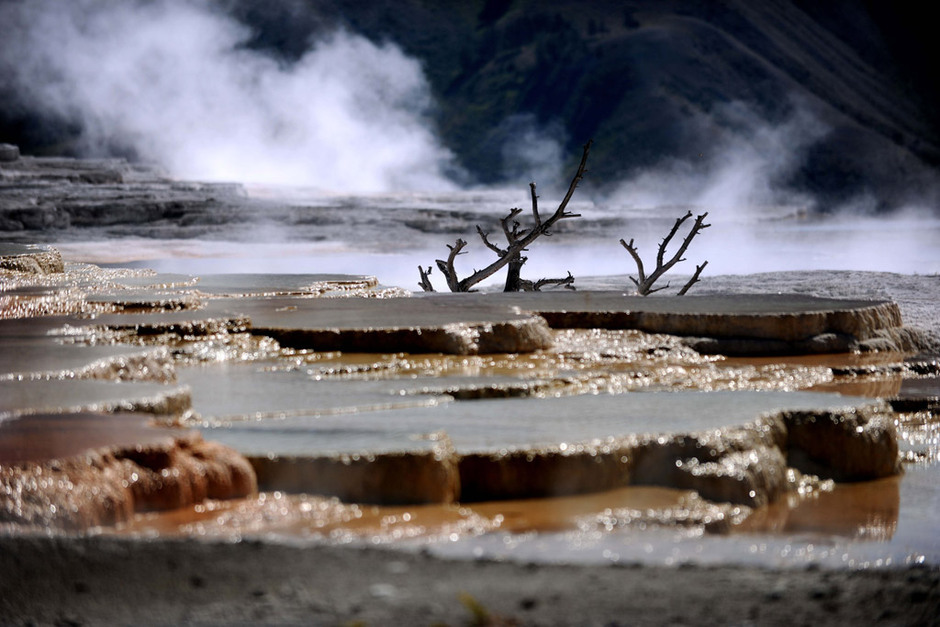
[[620, 210, 710, 295], [419, 140, 591, 292]]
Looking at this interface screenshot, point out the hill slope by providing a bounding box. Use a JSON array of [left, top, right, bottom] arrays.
[[1, 0, 937, 208]]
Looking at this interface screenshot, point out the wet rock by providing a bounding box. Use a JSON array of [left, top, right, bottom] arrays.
[[83, 310, 252, 339], [458, 445, 632, 501], [203, 296, 553, 355], [0, 343, 174, 383], [0, 143, 19, 162], [630, 417, 790, 507], [0, 379, 191, 420], [889, 376, 940, 413], [250, 439, 459, 505], [0, 413, 256, 530], [193, 273, 379, 297], [206, 392, 897, 506], [784, 405, 901, 481], [857, 326, 938, 353], [414, 292, 907, 356], [0, 243, 63, 273], [684, 333, 858, 356]]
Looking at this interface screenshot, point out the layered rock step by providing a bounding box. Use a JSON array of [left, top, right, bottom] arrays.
[[0, 243, 63, 273], [198, 391, 899, 507], [417, 292, 915, 355]]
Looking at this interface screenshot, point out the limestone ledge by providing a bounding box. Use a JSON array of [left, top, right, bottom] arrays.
[[0, 244, 64, 274], [250, 402, 899, 509], [2, 245, 927, 356]]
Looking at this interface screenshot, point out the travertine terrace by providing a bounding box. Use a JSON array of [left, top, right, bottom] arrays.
[[1, 241, 933, 529]]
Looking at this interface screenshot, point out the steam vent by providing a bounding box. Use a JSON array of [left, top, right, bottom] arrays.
[[2, 241, 936, 533]]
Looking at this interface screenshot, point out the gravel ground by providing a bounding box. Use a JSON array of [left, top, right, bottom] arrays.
[[1, 534, 938, 626]]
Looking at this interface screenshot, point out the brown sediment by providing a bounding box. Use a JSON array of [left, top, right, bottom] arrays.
[[785, 406, 901, 481], [0, 412, 256, 531], [249, 436, 459, 505], [115, 485, 717, 540], [740, 475, 900, 540], [117, 471, 897, 543]]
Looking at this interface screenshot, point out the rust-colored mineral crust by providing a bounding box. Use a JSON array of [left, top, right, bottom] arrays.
[[249, 439, 460, 505], [0, 413, 256, 531], [784, 406, 901, 481], [458, 445, 633, 501]]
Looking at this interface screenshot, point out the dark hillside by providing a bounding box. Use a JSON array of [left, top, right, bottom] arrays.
[[2, 0, 937, 207]]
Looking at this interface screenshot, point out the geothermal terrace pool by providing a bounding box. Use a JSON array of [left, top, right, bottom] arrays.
[[2, 243, 938, 571]]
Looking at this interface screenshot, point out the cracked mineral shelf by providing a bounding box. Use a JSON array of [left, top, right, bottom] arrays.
[[202, 296, 554, 354], [195, 290, 916, 356], [200, 390, 897, 507], [178, 364, 454, 424], [0, 379, 190, 419], [415, 292, 910, 355], [192, 273, 378, 297]]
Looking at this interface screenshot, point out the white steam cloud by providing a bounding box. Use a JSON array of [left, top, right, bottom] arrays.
[[0, 0, 458, 192], [497, 114, 567, 189], [603, 102, 828, 219]]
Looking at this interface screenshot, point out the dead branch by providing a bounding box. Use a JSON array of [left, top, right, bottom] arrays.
[[421, 140, 592, 292], [529, 182, 541, 227], [621, 211, 710, 295], [418, 266, 435, 292], [434, 238, 468, 292], [677, 261, 708, 296], [520, 271, 576, 291]]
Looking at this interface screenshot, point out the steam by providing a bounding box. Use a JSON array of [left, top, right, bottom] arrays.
[[497, 114, 567, 189], [0, 0, 457, 192], [603, 102, 828, 219]]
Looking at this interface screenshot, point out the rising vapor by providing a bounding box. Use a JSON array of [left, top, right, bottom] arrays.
[[0, 0, 458, 192], [602, 101, 829, 219]]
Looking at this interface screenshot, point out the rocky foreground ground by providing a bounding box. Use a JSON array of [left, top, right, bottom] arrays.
[[2, 533, 938, 626]]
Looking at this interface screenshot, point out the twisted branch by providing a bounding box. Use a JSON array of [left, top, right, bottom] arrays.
[[621, 211, 710, 295], [422, 140, 592, 292], [418, 266, 435, 292]]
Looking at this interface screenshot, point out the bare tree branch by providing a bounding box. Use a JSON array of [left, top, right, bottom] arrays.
[[521, 271, 576, 291], [529, 182, 541, 227], [476, 226, 506, 255], [421, 140, 592, 292], [621, 211, 710, 295], [434, 238, 468, 292], [418, 266, 435, 292], [620, 238, 647, 286], [454, 140, 592, 291], [678, 261, 708, 296]]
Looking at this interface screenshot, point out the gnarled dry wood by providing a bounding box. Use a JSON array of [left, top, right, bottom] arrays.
[[520, 271, 576, 292], [418, 266, 435, 292], [620, 211, 710, 296], [420, 140, 591, 292], [678, 261, 708, 295]]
